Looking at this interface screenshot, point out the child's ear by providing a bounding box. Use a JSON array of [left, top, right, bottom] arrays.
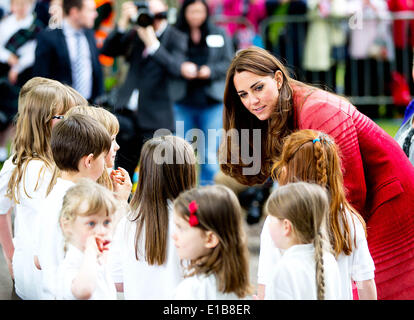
[[204, 231, 219, 249], [60, 219, 72, 238], [82, 153, 95, 169], [282, 219, 293, 237]]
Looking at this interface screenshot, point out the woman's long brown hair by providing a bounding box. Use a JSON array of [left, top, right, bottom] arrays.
[[129, 135, 197, 266], [174, 185, 252, 298], [220, 46, 303, 186], [271, 129, 367, 256]]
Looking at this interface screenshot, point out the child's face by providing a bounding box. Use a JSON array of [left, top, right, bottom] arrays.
[[268, 215, 290, 250], [105, 135, 120, 169], [64, 209, 114, 252], [172, 212, 211, 260], [11, 0, 33, 19]]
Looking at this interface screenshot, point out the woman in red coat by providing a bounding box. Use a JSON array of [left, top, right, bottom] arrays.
[[220, 46, 414, 299]]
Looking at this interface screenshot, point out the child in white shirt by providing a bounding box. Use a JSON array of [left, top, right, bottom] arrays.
[[57, 178, 118, 300], [172, 184, 253, 300], [265, 182, 343, 300], [110, 135, 197, 299], [34, 113, 112, 299], [258, 130, 376, 300], [64, 105, 132, 205], [0, 77, 86, 299]]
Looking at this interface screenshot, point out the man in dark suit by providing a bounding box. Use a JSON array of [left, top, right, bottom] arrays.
[[101, 0, 187, 177], [33, 0, 103, 102]]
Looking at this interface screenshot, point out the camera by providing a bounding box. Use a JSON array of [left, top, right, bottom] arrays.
[[131, 1, 168, 27]]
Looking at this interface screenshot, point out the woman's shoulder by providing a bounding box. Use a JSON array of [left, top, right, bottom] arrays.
[[292, 83, 355, 130]]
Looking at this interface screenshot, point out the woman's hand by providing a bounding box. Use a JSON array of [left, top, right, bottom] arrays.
[[8, 69, 18, 85], [181, 61, 198, 80], [197, 65, 211, 79], [7, 54, 18, 67]]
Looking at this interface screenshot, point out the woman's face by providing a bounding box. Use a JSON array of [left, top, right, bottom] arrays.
[[233, 71, 283, 121], [185, 1, 207, 29]]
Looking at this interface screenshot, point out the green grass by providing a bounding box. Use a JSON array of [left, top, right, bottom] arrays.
[[374, 118, 402, 137]]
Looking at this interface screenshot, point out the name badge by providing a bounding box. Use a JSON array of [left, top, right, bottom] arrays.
[[206, 34, 224, 48]]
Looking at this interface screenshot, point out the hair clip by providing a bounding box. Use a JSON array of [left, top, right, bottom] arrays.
[[312, 138, 320, 144], [188, 200, 199, 227]]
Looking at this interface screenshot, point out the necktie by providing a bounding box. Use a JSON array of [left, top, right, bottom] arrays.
[[73, 31, 89, 98]]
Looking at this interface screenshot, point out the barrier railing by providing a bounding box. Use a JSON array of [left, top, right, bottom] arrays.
[[256, 12, 414, 108]]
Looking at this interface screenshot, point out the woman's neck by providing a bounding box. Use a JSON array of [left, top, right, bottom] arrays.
[[190, 27, 201, 44]]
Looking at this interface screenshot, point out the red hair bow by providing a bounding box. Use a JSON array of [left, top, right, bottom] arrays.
[[188, 200, 199, 227]]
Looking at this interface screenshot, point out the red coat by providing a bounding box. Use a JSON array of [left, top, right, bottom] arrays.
[[292, 84, 414, 299]]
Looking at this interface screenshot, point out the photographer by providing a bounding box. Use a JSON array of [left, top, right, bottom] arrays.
[[101, 0, 187, 177]]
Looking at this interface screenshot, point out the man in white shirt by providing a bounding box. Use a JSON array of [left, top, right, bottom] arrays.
[[33, 0, 103, 102]]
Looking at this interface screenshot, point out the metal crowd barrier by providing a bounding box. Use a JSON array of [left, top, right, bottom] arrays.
[[256, 12, 414, 107]]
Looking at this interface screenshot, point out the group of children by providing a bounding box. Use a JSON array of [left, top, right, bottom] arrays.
[[0, 76, 377, 300]]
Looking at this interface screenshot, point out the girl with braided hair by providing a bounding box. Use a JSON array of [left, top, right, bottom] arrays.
[[264, 181, 342, 300], [222, 46, 413, 299], [258, 129, 376, 300]]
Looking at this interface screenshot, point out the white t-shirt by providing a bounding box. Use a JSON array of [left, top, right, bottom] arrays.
[[109, 201, 183, 299], [35, 178, 75, 299], [174, 273, 250, 300], [0, 157, 14, 214], [56, 244, 117, 300], [0, 158, 53, 300], [265, 244, 343, 300], [259, 211, 375, 299]]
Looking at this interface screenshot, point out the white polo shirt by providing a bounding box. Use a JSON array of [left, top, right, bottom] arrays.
[[259, 209, 375, 299], [34, 178, 75, 299], [56, 243, 117, 300], [109, 201, 183, 299], [0, 158, 53, 299]]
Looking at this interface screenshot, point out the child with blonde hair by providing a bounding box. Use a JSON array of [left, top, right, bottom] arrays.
[[34, 113, 112, 299], [258, 129, 376, 300], [0, 77, 86, 299], [264, 182, 343, 300], [110, 135, 197, 299], [57, 178, 119, 300], [172, 184, 252, 300]]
